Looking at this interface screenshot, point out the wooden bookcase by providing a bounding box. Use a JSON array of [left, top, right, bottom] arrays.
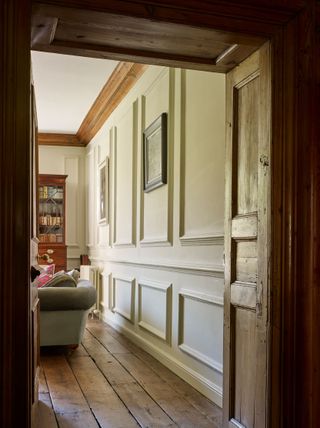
[[38, 174, 68, 271]]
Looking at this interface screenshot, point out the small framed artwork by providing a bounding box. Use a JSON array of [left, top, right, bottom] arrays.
[[143, 112, 167, 192], [98, 157, 109, 224]]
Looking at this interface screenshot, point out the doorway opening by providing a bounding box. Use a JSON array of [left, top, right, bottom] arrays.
[[32, 32, 270, 428]]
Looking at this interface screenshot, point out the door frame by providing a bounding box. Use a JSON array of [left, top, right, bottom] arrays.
[[1, 1, 319, 426]]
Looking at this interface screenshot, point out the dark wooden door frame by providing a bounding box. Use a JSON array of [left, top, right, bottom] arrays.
[[0, 1, 32, 427], [1, 1, 319, 427]]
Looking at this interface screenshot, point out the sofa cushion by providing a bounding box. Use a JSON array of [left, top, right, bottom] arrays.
[[34, 264, 55, 288], [66, 268, 80, 283], [41, 272, 77, 288]]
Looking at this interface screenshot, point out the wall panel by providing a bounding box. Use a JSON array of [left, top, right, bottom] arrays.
[[140, 69, 173, 246], [112, 276, 135, 323], [112, 102, 137, 247], [178, 289, 223, 374], [86, 149, 94, 248], [138, 280, 172, 343], [180, 70, 225, 245], [65, 156, 79, 248]]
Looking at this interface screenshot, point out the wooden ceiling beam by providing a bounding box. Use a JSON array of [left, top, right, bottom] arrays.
[[31, 15, 58, 45], [38, 132, 85, 147], [32, 1, 299, 38], [77, 61, 147, 145]]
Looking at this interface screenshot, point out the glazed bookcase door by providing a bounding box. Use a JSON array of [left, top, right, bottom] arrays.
[[223, 43, 271, 428], [38, 177, 66, 244], [38, 174, 68, 271]]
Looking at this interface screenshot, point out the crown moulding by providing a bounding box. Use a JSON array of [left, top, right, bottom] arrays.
[[38, 61, 147, 147], [77, 62, 147, 145], [37, 132, 85, 147]]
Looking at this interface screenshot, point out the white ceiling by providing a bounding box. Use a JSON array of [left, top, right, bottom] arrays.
[[31, 51, 119, 133]]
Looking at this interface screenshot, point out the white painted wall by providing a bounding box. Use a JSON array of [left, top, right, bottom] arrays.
[[39, 146, 87, 269], [86, 65, 226, 406]]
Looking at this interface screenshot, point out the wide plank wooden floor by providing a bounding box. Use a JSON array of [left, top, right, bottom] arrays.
[[38, 318, 222, 428]]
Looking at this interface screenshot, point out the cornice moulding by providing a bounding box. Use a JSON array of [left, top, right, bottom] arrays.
[[38, 132, 85, 147], [77, 62, 147, 145]]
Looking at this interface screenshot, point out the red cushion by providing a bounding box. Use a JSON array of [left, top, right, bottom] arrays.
[[35, 264, 55, 288]]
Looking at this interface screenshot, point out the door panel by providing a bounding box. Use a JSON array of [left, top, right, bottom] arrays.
[[224, 42, 271, 428], [236, 76, 259, 215]]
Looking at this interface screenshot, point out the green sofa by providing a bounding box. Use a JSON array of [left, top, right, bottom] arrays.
[[38, 279, 96, 346]]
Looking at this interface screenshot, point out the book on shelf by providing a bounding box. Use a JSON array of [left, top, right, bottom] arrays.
[[39, 215, 62, 226], [39, 186, 64, 200]]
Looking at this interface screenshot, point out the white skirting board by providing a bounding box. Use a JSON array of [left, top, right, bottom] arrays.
[[102, 311, 223, 407]]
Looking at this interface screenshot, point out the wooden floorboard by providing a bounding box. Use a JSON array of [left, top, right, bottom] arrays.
[[87, 319, 222, 427], [68, 353, 139, 427], [39, 318, 222, 428], [37, 368, 59, 428]]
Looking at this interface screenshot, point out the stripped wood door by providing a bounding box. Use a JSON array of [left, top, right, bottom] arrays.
[[223, 42, 271, 428], [30, 82, 40, 427]]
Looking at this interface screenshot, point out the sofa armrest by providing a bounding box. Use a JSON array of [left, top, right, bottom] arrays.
[[38, 280, 96, 311]]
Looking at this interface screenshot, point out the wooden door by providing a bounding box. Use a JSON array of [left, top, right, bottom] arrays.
[[30, 83, 40, 427], [223, 42, 271, 428]]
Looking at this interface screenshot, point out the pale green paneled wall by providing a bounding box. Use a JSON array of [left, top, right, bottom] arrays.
[[42, 65, 226, 406]]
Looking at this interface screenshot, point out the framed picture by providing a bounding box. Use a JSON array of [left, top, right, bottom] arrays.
[[143, 113, 167, 192], [98, 157, 109, 224]]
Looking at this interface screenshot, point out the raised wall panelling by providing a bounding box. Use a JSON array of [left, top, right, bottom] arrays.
[[64, 157, 79, 249], [111, 102, 137, 248], [179, 69, 225, 247], [98, 271, 112, 313], [178, 289, 223, 374], [140, 68, 174, 247], [93, 144, 100, 248], [106, 272, 113, 311], [96, 138, 111, 249], [86, 149, 95, 248], [107, 258, 224, 278], [112, 276, 136, 323], [97, 156, 109, 226], [138, 280, 172, 344], [85, 65, 226, 405]]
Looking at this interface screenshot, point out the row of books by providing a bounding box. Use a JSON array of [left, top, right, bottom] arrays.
[[39, 233, 63, 243], [39, 186, 64, 199], [39, 215, 63, 226]]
